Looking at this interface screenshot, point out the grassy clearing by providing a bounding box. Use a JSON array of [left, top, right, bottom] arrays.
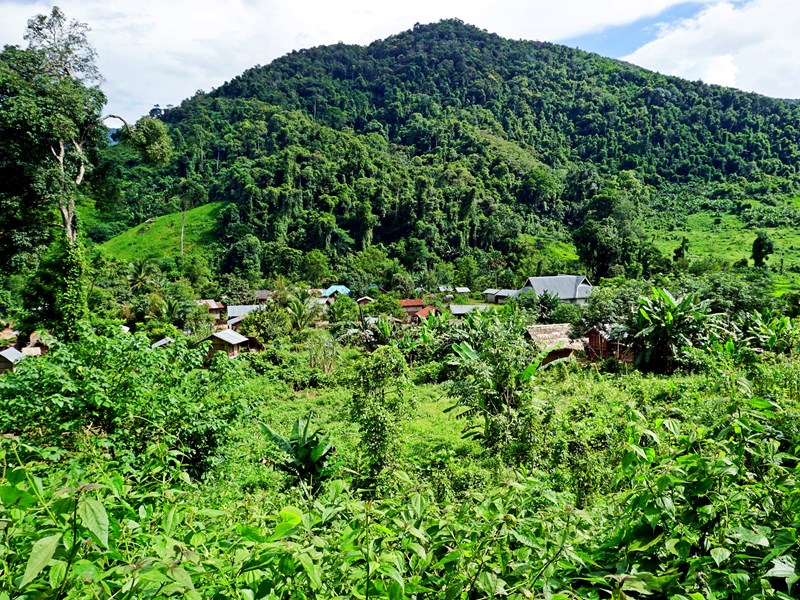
[[649, 210, 800, 293], [100, 201, 225, 263]]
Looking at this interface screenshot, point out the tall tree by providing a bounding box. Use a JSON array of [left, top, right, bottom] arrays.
[[0, 7, 172, 247], [1, 7, 171, 337]]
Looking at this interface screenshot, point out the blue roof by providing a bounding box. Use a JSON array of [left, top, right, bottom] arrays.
[[321, 285, 351, 297]]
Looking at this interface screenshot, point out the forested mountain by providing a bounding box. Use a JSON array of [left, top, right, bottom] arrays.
[[90, 20, 800, 283]]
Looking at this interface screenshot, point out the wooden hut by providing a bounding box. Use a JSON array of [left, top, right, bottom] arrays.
[[587, 326, 631, 361]]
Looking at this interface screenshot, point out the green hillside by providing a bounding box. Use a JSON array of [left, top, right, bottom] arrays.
[[100, 201, 224, 263], [90, 19, 800, 289]]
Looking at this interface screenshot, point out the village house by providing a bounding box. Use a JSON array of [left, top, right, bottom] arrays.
[[0, 347, 25, 374], [525, 324, 587, 365], [254, 290, 275, 303], [356, 296, 375, 306], [399, 299, 426, 320], [587, 326, 631, 361], [449, 304, 492, 318], [520, 275, 593, 305], [197, 299, 226, 324], [494, 289, 520, 304], [200, 330, 250, 360], [411, 305, 437, 324], [483, 288, 499, 303], [455, 286, 471, 295]]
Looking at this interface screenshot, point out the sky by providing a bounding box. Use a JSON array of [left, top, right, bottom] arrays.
[[1, 0, 797, 119]]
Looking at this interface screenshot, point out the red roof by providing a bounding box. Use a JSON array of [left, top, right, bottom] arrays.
[[415, 306, 437, 319], [197, 299, 225, 309], [399, 299, 425, 307]]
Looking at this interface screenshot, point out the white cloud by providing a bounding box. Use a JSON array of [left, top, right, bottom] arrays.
[[2, 0, 782, 120], [624, 0, 800, 98]]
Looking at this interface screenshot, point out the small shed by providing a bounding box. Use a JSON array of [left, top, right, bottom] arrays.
[[483, 289, 499, 303], [197, 299, 226, 323], [201, 330, 250, 360], [226, 304, 260, 319], [254, 290, 275, 303], [438, 285, 454, 293], [494, 289, 520, 304], [449, 304, 492, 318], [0, 347, 25, 374], [356, 296, 375, 306], [455, 286, 471, 294], [525, 324, 586, 365]]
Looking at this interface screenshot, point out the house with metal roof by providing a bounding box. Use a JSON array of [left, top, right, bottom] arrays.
[[454, 286, 471, 294], [226, 304, 261, 319], [0, 347, 25, 374], [520, 275, 593, 305], [483, 288, 499, 303], [321, 285, 351, 298], [494, 289, 520, 304], [449, 304, 492, 317], [200, 330, 250, 360]]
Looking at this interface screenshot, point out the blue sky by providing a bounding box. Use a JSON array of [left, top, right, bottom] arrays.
[[563, 3, 705, 57], [1, 1, 797, 118]]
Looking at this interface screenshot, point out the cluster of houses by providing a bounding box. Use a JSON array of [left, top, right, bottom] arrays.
[[0, 276, 628, 374], [174, 275, 629, 364]]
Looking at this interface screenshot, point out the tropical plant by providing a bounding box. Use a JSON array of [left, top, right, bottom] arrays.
[[632, 287, 717, 373], [259, 414, 335, 490]]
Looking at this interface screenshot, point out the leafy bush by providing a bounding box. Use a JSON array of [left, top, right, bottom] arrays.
[[0, 330, 249, 476]]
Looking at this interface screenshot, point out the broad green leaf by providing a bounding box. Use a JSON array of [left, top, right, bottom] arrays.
[[765, 555, 797, 579], [0, 486, 37, 508], [48, 560, 67, 589], [710, 547, 730, 566], [298, 553, 322, 589], [77, 497, 109, 548], [20, 533, 61, 588]]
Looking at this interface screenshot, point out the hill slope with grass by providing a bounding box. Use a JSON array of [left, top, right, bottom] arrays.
[[100, 201, 224, 263]]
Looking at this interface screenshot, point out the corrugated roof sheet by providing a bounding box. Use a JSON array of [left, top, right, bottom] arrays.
[[0, 347, 25, 363], [399, 299, 425, 307], [449, 304, 492, 316], [455, 287, 471, 294], [521, 276, 593, 301], [150, 337, 174, 349], [212, 330, 249, 345], [197, 299, 225, 309], [226, 305, 260, 318], [321, 285, 351, 297]]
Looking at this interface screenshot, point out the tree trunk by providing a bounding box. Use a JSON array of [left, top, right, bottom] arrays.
[[180, 207, 186, 255]]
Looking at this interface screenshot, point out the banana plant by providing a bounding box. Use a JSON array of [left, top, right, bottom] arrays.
[[260, 414, 335, 490]]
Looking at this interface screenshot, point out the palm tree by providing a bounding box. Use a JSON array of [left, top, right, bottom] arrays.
[[128, 259, 155, 293], [286, 295, 320, 338]]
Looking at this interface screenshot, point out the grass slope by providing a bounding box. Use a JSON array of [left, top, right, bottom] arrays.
[[650, 211, 800, 293], [101, 201, 225, 263]]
